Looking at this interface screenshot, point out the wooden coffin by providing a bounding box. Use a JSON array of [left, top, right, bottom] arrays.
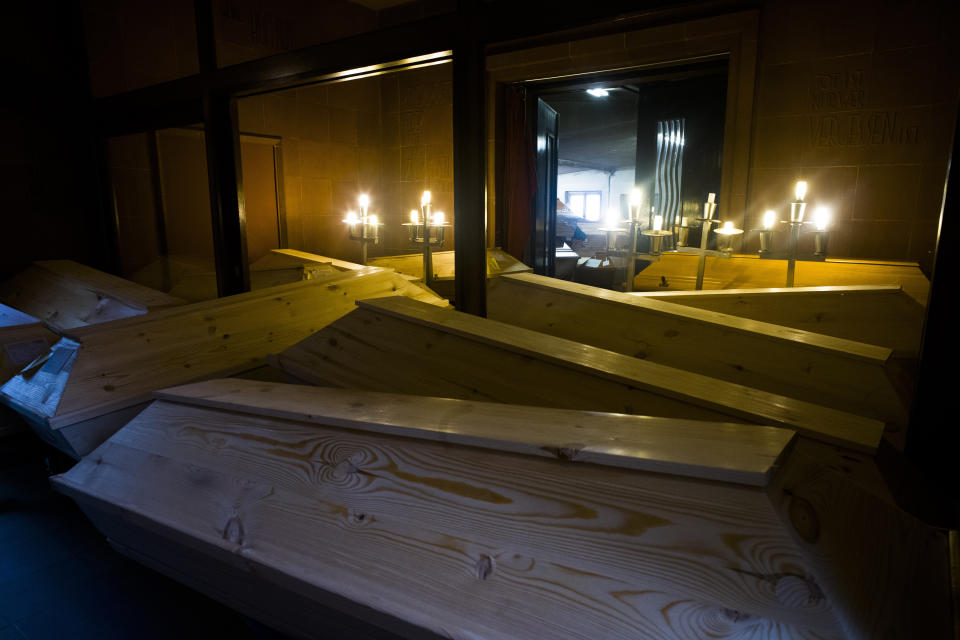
[[0, 260, 185, 331], [632, 253, 930, 305], [51, 379, 954, 640], [271, 296, 883, 452], [632, 285, 925, 358], [1, 304, 58, 437], [0, 268, 447, 458], [368, 248, 530, 298], [166, 250, 367, 302], [487, 273, 908, 429]]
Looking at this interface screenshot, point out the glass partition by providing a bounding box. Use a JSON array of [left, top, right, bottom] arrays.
[[107, 127, 218, 300], [237, 60, 455, 278]]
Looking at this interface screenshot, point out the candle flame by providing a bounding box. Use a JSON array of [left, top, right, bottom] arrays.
[[367, 214, 379, 226], [344, 211, 359, 224], [421, 190, 432, 206], [653, 215, 663, 232], [763, 209, 776, 229], [358, 194, 370, 209], [814, 206, 831, 231], [605, 208, 620, 228], [795, 181, 807, 201], [410, 209, 419, 224], [630, 188, 643, 207], [433, 211, 445, 225], [723, 221, 734, 232]]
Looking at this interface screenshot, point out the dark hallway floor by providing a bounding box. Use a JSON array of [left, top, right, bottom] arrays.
[[0, 428, 290, 640]]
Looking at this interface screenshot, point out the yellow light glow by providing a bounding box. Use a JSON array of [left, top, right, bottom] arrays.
[[653, 215, 663, 231], [795, 181, 807, 201], [358, 194, 370, 209], [345, 211, 359, 224], [433, 211, 445, 225], [630, 188, 643, 207], [707, 192, 716, 204], [723, 221, 734, 232], [763, 209, 777, 229], [421, 190, 432, 206], [814, 206, 831, 231], [410, 209, 419, 224], [368, 214, 379, 226]]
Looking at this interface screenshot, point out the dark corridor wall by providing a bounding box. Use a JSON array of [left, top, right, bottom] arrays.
[[1, 5, 102, 280]]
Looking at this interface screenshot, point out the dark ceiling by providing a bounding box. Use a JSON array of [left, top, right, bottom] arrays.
[[542, 86, 638, 175]]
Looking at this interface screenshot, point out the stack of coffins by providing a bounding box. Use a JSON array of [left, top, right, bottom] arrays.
[[632, 252, 930, 304], [486, 273, 910, 431], [270, 295, 882, 451], [52, 378, 953, 639], [0, 267, 447, 458], [368, 248, 530, 299], [0, 259, 185, 331], [632, 284, 925, 358], [163, 249, 367, 302], [0, 260, 186, 436]]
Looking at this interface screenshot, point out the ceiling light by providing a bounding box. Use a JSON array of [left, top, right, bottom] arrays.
[[586, 88, 609, 97]]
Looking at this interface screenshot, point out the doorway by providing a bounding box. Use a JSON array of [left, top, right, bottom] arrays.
[[530, 60, 729, 289]]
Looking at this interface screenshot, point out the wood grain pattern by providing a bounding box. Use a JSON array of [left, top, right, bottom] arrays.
[[0, 260, 185, 331], [273, 297, 883, 452], [488, 273, 906, 428], [635, 285, 924, 358], [155, 378, 796, 486], [53, 399, 845, 637], [632, 253, 930, 305], [0, 268, 447, 458], [767, 438, 954, 640]]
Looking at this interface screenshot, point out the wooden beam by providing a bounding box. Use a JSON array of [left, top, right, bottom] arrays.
[[633, 285, 925, 358], [272, 296, 884, 452], [0, 268, 447, 458], [453, 4, 488, 317], [488, 273, 907, 429], [203, 94, 249, 296], [53, 387, 849, 637]]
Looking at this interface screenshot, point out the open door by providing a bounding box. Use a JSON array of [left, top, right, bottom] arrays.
[[532, 99, 558, 276]]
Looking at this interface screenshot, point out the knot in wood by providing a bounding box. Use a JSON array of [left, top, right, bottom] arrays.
[[223, 515, 245, 546], [475, 554, 494, 580], [775, 574, 825, 608], [788, 495, 820, 543], [719, 608, 752, 623]]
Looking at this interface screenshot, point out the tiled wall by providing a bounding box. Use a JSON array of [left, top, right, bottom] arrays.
[[238, 63, 454, 263], [487, 2, 958, 267], [745, 0, 958, 269]]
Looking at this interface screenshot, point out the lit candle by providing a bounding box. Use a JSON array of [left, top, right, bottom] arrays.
[[358, 194, 370, 217], [722, 221, 735, 232], [605, 208, 620, 228], [410, 209, 419, 224], [795, 181, 807, 202], [763, 209, 777, 229], [707, 192, 716, 204], [814, 206, 831, 231], [653, 214, 663, 231], [421, 190, 432, 207], [433, 211, 445, 225], [630, 188, 643, 219], [367, 214, 379, 227], [344, 210, 359, 224]]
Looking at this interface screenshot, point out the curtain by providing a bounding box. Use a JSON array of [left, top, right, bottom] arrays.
[[502, 86, 537, 263]]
